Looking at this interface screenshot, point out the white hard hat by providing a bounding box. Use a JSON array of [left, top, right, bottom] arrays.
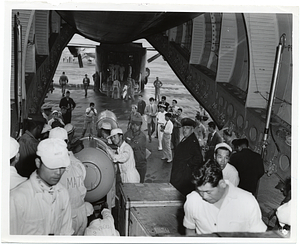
[[214, 142, 232, 153]]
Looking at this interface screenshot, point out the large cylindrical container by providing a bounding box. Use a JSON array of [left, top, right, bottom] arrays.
[[96, 110, 118, 130], [75, 138, 115, 203]]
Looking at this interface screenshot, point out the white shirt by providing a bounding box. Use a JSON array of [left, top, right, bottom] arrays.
[[164, 120, 173, 135], [84, 209, 120, 236], [183, 180, 267, 234], [10, 166, 27, 190], [223, 163, 239, 187], [10, 171, 74, 235], [157, 111, 166, 124], [86, 107, 98, 118], [112, 141, 140, 183]]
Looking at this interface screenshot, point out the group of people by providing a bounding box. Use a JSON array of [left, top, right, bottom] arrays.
[[9, 81, 291, 236], [10, 111, 119, 235]]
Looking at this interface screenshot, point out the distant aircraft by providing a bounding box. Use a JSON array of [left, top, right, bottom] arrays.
[[67, 34, 158, 67]]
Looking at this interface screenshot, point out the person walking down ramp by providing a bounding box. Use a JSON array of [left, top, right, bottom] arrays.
[[59, 71, 69, 97], [59, 90, 76, 124], [153, 77, 163, 101], [83, 74, 90, 97]]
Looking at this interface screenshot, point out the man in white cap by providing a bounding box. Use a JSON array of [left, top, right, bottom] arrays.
[[156, 104, 167, 150], [48, 110, 65, 128], [10, 138, 74, 235], [10, 137, 27, 189], [106, 128, 140, 183], [49, 127, 91, 235], [97, 122, 112, 145], [214, 142, 239, 187]]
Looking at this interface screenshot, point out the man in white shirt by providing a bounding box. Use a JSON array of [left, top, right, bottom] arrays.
[[156, 104, 167, 150], [161, 113, 173, 163], [81, 102, 98, 138], [183, 160, 267, 236], [10, 138, 74, 235], [214, 142, 239, 187]]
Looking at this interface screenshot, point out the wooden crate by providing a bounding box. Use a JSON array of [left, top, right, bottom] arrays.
[[128, 205, 185, 236], [117, 183, 184, 236]]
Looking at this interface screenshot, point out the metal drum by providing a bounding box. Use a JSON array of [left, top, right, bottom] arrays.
[[75, 137, 115, 203], [96, 110, 119, 130]]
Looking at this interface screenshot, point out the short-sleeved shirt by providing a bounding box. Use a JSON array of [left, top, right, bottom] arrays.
[[183, 180, 267, 234], [222, 163, 240, 187]]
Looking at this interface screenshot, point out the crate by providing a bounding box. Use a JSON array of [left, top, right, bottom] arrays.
[[128, 205, 185, 236], [117, 183, 184, 236]]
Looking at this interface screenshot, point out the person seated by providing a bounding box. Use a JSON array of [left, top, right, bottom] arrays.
[[183, 160, 267, 236]]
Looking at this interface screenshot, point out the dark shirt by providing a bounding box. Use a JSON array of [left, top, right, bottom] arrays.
[[170, 132, 203, 196], [59, 97, 76, 111], [137, 100, 146, 115], [15, 131, 39, 178], [230, 148, 265, 195], [124, 129, 147, 168], [205, 131, 223, 161]]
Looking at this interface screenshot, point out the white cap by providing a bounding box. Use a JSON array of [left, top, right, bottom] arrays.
[[36, 138, 70, 169], [10, 137, 20, 159], [41, 124, 52, 134], [107, 128, 123, 138], [64, 123, 75, 134], [41, 103, 52, 110], [101, 122, 112, 130], [52, 110, 59, 115], [214, 142, 232, 153], [49, 127, 68, 141]]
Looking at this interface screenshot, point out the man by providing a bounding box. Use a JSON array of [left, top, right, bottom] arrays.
[[59, 90, 76, 124], [15, 113, 46, 178], [10, 137, 27, 189], [81, 102, 98, 138], [144, 97, 158, 142], [83, 74, 90, 97], [127, 104, 141, 129], [170, 118, 203, 196], [64, 123, 84, 154], [10, 138, 74, 235], [161, 113, 173, 163], [214, 142, 239, 186], [49, 127, 91, 235], [156, 104, 167, 151], [230, 138, 265, 196], [59, 71, 69, 97], [124, 114, 147, 182], [106, 128, 140, 183], [48, 110, 65, 128], [153, 77, 163, 101], [171, 107, 183, 149], [41, 103, 52, 123], [158, 95, 170, 111], [137, 94, 146, 116], [168, 99, 179, 114], [183, 160, 267, 235], [205, 121, 223, 161]]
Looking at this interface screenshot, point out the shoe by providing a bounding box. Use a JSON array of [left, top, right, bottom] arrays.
[[161, 158, 167, 160], [158, 148, 162, 151], [167, 160, 172, 163]]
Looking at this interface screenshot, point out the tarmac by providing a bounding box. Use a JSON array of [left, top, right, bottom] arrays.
[[44, 84, 195, 183]]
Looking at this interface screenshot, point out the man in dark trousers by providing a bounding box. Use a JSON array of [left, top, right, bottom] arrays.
[[205, 121, 223, 161], [59, 90, 76, 124], [137, 94, 146, 116], [83, 74, 90, 97], [230, 138, 265, 196], [170, 118, 203, 196]]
